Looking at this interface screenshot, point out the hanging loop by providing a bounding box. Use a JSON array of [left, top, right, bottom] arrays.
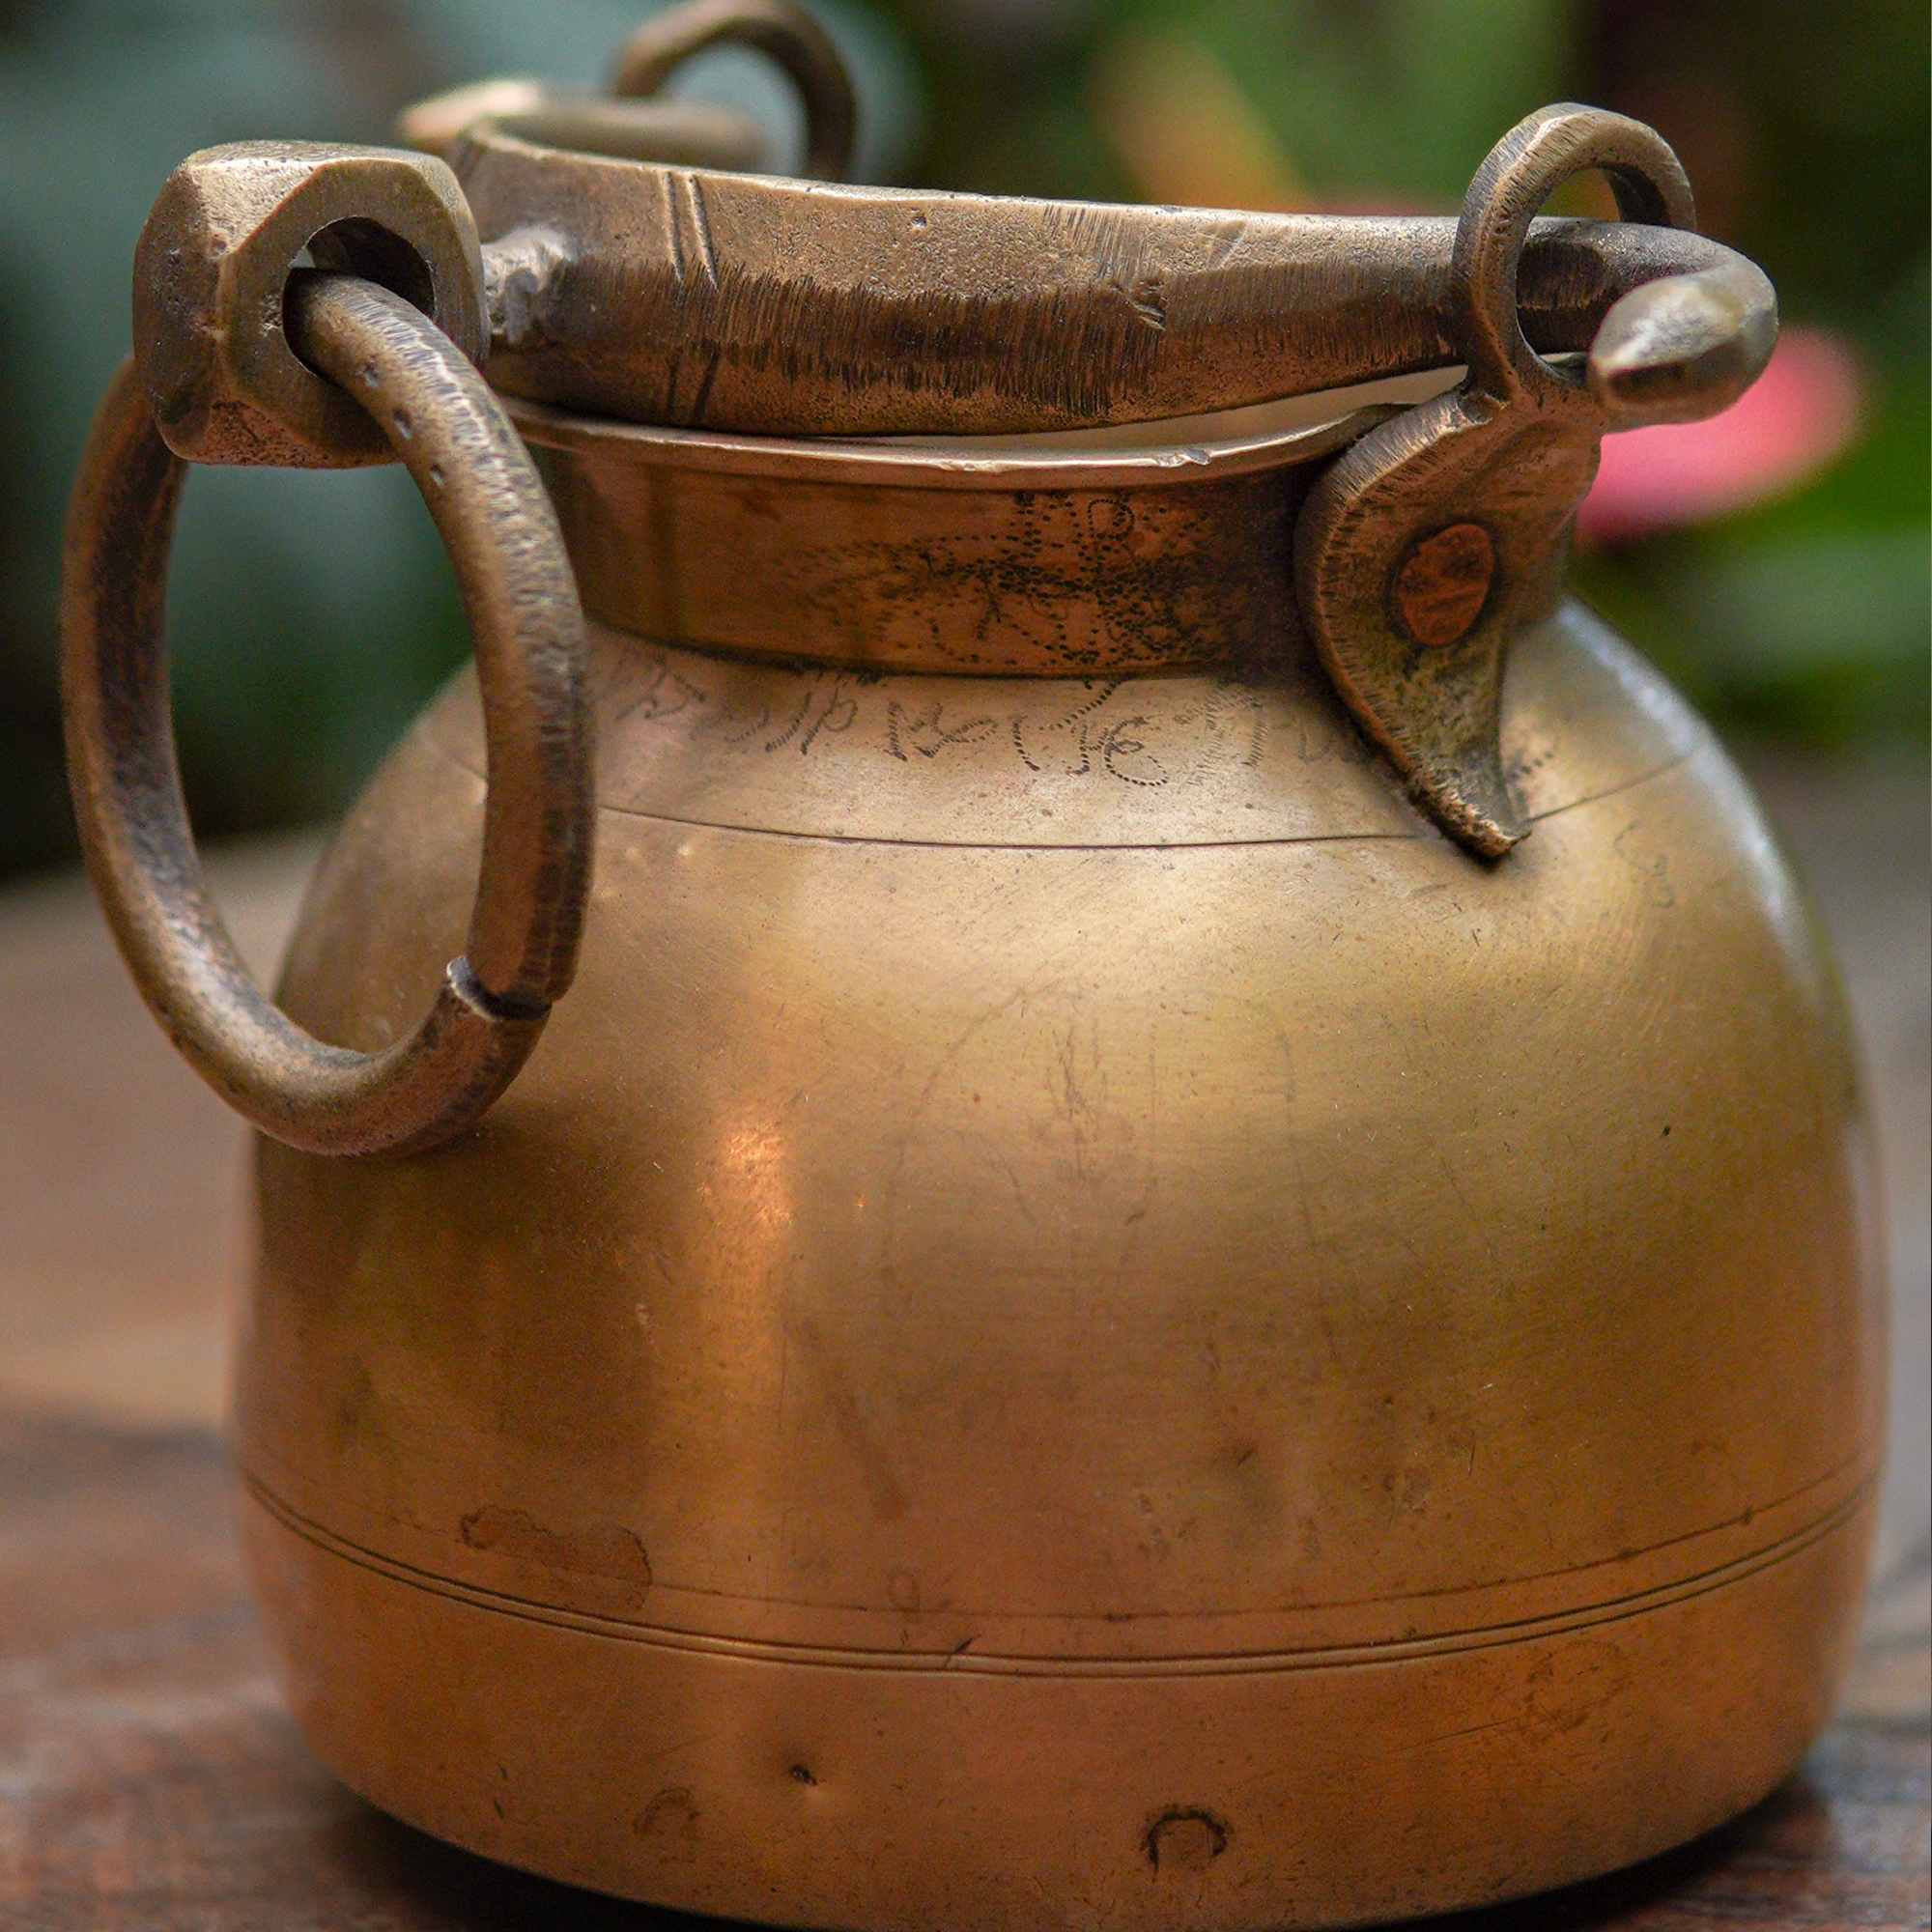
[[61, 274, 594, 1156]]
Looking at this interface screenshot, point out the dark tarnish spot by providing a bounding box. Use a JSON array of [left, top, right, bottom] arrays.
[[635, 1785, 699, 1843], [1146, 1806, 1230, 1873], [1393, 522, 1494, 647], [783, 473, 1297, 674], [460, 1506, 652, 1590]]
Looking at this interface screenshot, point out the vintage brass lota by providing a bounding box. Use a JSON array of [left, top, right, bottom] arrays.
[[60, 5, 1882, 1924]]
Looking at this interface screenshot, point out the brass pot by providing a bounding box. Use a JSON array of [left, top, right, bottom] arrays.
[[60, 11, 1881, 1924]]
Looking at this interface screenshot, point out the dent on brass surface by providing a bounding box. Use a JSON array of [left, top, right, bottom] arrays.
[[236, 600, 1884, 1927]]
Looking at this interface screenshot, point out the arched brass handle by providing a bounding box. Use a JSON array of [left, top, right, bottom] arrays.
[[610, 0, 856, 182], [60, 274, 594, 1156], [1453, 105, 1695, 407], [399, 0, 858, 183]]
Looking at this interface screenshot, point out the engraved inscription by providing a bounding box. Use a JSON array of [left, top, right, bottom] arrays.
[[534, 630, 1431, 850], [886, 699, 998, 762], [588, 645, 1335, 801]]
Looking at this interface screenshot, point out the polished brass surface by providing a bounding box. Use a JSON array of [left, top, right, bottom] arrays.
[[59, 12, 1880, 1924], [240, 597, 1882, 1926], [60, 278, 592, 1154]]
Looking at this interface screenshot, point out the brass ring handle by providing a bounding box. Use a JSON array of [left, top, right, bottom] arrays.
[[1452, 102, 1697, 404], [610, 0, 857, 181], [60, 273, 594, 1157]]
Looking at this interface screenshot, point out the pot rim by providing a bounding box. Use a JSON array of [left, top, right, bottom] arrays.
[[501, 374, 1459, 493]]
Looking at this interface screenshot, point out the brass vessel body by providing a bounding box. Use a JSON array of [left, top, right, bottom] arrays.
[[56, 46, 1872, 1928], [237, 411, 1883, 1929]]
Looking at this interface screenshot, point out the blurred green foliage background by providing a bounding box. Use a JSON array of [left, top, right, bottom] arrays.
[[0, 0, 1923, 880]]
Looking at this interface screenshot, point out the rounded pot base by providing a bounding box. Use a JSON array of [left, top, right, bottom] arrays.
[[243, 1484, 1870, 1931]]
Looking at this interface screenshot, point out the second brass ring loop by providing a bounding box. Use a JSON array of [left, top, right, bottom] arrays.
[[60, 274, 594, 1156], [610, 0, 857, 180], [1452, 103, 1697, 402]]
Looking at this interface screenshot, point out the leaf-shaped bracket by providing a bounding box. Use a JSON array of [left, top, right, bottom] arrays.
[[1293, 104, 1777, 858]]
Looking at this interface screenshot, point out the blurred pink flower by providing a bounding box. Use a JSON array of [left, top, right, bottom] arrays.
[[1577, 327, 1863, 544]]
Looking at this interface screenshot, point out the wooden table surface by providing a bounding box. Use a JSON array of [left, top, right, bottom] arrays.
[[3, 756, 1926, 1929]]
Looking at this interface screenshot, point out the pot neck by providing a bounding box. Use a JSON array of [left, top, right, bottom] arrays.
[[509, 381, 1458, 679]]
